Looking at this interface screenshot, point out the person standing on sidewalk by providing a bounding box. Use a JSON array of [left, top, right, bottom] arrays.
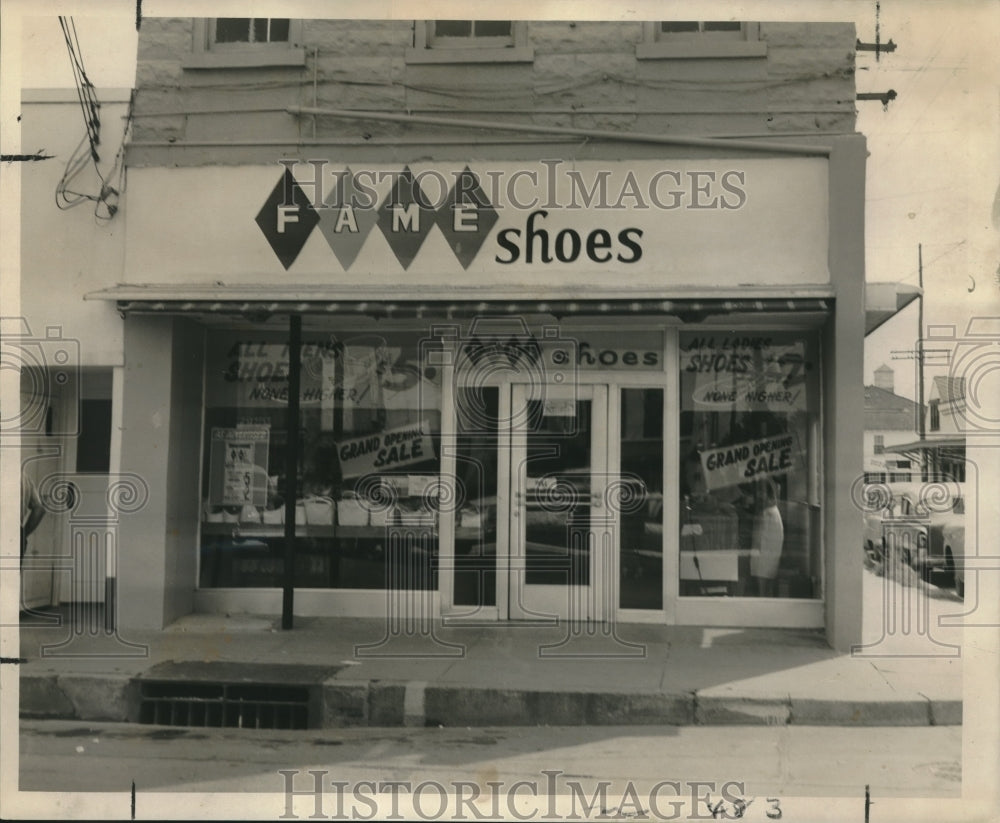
[[21, 472, 45, 564]]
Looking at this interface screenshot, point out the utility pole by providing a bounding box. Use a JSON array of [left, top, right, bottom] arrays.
[[917, 243, 924, 440], [917, 244, 926, 481]]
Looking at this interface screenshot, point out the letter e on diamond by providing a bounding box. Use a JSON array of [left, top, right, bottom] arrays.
[[376, 167, 436, 270], [256, 168, 320, 270], [434, 167, 498, 270]]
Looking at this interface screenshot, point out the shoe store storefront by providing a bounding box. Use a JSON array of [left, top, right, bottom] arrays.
[[96, 143, 865, 645]]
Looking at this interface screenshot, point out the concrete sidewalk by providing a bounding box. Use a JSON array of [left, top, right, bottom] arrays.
[[15, 598, 963, 728]]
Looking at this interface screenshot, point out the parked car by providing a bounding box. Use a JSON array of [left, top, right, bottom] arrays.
[[861, 482, 964, 590], [862, 483, 923, 571], [912, 486, 964, 589], [941, 514, 965, 598]]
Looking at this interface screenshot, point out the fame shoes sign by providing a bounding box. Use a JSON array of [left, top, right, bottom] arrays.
[[126, 159, 832, 286], [253, 160, 830, 281], [257, 162, 660, 272]]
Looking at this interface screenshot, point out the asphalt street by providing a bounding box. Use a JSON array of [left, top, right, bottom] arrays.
[[17, 719, 960, 798]]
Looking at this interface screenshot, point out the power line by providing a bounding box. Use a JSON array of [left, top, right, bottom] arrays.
[[55, 16, 129, 221]]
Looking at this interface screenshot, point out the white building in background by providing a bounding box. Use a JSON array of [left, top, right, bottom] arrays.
[[863, 364, 922, 484]]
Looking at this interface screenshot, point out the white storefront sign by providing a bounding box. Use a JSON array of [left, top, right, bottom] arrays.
[[126, 159, 830, 289]]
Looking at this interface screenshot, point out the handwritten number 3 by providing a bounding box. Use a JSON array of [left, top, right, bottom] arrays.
[[766, 798, 782, 819]]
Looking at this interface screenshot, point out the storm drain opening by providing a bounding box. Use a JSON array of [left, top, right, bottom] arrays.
[[131, 661, 340, 730], [138, 681, 310, 730]]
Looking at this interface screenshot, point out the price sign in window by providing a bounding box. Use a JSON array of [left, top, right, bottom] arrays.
[[208, 427, 269, 508], [223, 439, 255, 504]]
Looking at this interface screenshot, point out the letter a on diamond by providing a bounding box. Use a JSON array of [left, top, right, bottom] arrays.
[[316, 168, 380, 271], [256, 168, 320, 270]]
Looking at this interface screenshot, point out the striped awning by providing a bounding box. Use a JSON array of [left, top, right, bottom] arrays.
[[104, 297, 831, 320]]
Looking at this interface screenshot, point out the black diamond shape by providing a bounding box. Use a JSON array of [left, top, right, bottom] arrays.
[[255, 168, 320, 270], [433, 167, 499, 270], [376, 167, 437, 270]]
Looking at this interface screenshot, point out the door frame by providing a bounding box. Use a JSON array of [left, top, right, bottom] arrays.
[[505, 382, 609, 622], [440, 370, 673, 625]]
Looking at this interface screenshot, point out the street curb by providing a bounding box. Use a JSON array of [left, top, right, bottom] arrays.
[[927, 699, 962, 726], [788, 697, 930, 726], [421, 687, 697, 727], [695, 695, 790, 726], [19, 672, 75, 719], [20, 671, 131, 722], [20, 670, 963, 728]]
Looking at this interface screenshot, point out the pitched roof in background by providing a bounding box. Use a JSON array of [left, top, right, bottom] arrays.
[[930, 376, 966, 403], [864, 384, 922, 431]]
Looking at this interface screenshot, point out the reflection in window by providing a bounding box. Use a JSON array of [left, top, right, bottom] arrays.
[[199, 328, 442, 590], [453, 387, 499, 607], [678, 331, 821, 599], [522, 399, 593, 587], [619, 388, 663, 609]]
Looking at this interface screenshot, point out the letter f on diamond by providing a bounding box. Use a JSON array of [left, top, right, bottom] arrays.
[[256, 168, 320, 270]]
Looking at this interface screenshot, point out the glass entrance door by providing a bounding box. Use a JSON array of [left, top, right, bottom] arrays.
[[508, 384, 608, 620]]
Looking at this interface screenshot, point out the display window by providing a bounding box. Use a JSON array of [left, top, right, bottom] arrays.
[[677, 331, 822, 600], [199, 327, 443, 590], [194, 319, 824, 619]]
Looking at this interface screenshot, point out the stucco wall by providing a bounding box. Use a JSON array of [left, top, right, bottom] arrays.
[[130, 19, 857, 166], [117, 315, 204, 629], [162, 319, 205, 625], [19, 91, 129, 366]]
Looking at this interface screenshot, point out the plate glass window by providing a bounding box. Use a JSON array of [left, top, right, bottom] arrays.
[[678, 331, 822, 600], [198, 328, 443, 591]]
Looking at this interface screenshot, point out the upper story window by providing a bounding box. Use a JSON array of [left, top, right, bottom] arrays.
[[213, 18, 291, 45], [182, 19, 305, 70], [659, 21, 745, 37], [929, 399, 940, 431], [636, 21, 767, 59], [873, 434, 885, 455], [407, 20, 533, 64], [429, 20, 514, 47]]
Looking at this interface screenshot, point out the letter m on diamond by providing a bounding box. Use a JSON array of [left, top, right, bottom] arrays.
[[256, 168, 320, 270]]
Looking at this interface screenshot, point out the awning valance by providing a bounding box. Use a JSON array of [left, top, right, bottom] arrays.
[[86, 284, 831, 321], [109, 297, 830, 320]]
